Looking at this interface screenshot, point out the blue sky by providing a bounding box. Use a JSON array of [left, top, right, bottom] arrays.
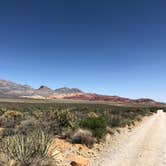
[[0, 0, 166, 101]]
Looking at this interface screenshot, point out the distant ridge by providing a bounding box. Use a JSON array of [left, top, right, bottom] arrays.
[[0, 79, 83, 97], [54, 87, 83, 94], [0, 79, 34, 97], [35, 85, 55, 97], [0, 79, 163, 105]]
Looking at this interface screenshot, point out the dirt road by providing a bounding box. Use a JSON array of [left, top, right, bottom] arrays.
[[90, 110, 166, 166]]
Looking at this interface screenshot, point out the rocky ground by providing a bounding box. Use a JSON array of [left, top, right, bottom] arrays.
[[51, 110, 166, 166], [49, 115, 148, 166], [49, 138, 93, 166]]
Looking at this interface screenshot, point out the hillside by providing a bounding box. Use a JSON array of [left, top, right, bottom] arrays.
[[0, 79, 163, 106]]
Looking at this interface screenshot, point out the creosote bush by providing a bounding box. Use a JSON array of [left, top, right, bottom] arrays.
[[80, 117, 107, 139]]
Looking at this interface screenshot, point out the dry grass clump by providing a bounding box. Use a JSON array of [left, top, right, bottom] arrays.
[[71, 129, 95, 147], [15, 118, 40, 135]]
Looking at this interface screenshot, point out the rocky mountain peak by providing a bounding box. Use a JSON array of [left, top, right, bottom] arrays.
[[54, 87, 83, 94], [38, 85, 52, 91]]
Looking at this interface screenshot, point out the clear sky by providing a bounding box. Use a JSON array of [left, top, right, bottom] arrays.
[[0, 0, 166, 101]]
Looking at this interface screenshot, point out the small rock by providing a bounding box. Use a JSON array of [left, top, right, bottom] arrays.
[[70, 156, 89, 166]]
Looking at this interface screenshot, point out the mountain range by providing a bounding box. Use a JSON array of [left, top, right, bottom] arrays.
[[0, 79, 162, 105]]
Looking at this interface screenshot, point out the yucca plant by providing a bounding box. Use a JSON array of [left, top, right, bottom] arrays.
[[2, 130, 53, 165], [2, 134, 33, 164], [32, 130, 52, 158]]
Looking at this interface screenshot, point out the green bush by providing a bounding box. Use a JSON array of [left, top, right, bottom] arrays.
[[80, 117, 107, 139]]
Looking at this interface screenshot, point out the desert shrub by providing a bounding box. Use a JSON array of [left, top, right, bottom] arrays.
[[108, 115, 122, 127], [87, 112, 98, 118], [0, 116, 8, 127], [0, 108, 6, 116], [0, 111, 24, 128], [16, 118, 40, 135], [3, 110, 23, 120], [2, 130, 53, 165], [120, 118, 131, 127], [0, 116, 17, 128], [149, 108, 158, 113], [80, 117, 107, 139], [32, 110, 45, 120], [106, 127, 114, 135], [38, 109, 77, 134], [135, 115, 142, 122], [34, 110, 60, 135], [41, 121, 60, 136], [60, 128, 74, 139], [71, 129, 94, 147], [56, 109, 76, 128], [108, 114, 132, 127]]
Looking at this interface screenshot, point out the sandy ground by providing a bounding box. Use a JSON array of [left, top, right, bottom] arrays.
[[90, 110, 166, 166]]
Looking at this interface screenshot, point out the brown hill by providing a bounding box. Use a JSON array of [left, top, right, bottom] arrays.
[[0, 79, 163, 105]]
